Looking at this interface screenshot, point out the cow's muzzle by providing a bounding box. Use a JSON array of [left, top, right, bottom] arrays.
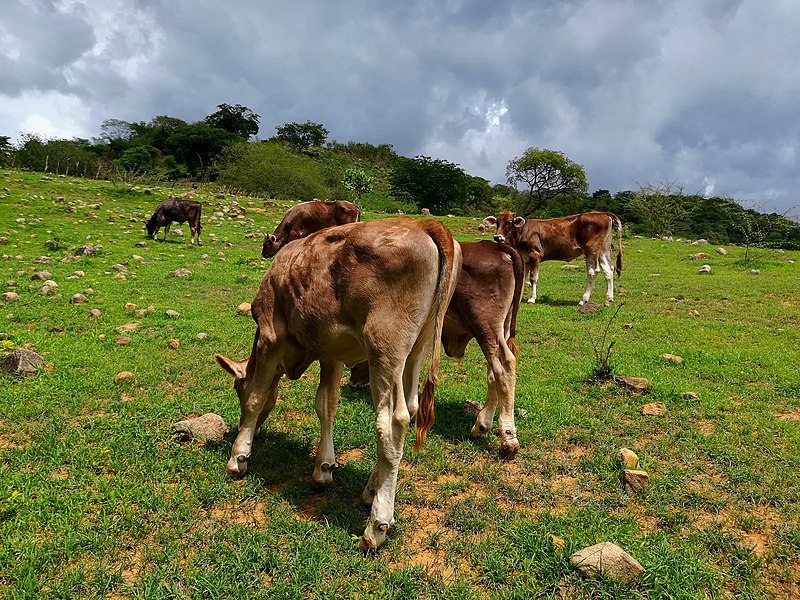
[[493, 234, 506, 243]]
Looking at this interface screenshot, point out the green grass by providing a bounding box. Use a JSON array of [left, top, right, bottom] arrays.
[[1, 169, 799, 598]]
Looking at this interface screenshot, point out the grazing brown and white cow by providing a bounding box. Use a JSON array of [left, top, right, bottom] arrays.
[[262, 200, 360, 258], [146, 198, 203, 245], [484, 211, 623, 306], [215, 217, 461, 550], [349, 240, 524, 456]]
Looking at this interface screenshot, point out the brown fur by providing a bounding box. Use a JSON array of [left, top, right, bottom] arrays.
[[262, 200, 360, 258]]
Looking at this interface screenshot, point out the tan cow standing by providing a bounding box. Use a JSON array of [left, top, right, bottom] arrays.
[[485, 211, 623, 306], [215, 217, 461, 550]]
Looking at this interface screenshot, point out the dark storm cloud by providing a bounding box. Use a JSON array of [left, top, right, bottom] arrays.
[[2, 0, 800, 213]]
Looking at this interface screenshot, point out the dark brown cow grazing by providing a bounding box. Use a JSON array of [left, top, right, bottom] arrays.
[[485, 211, 623, 305], [262, 200, 360, 258], [215, 217, 461, 550], [146, 198, 203, 245], [349, 240, 525, 457]]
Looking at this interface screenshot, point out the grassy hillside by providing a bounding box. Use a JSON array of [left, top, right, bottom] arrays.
[[1, 169, 799, 598]]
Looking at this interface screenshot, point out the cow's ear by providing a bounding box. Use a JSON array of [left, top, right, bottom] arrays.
[[483, 216, 497, 226], [269, 234, 277, 243], [513, 216, 526, 227], [215, 354, 248, 379]]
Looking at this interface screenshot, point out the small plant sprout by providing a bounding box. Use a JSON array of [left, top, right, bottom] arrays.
[[588, 303, 625, 382]]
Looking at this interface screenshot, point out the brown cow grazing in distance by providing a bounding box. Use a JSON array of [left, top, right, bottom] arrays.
[[146, 197, 203, 245], [215, 217, 461, 550], [262, 200, 360, 258], [349, 240, 525, 456], [484, 211, 623, 306]]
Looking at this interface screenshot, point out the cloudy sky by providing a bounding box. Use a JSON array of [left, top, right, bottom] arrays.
[[2, 0, 799, 214]]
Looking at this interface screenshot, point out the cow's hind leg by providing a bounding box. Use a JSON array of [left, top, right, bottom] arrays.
[[580, 254, 600, 305], [359, 358, 409, 550], [163, 222, 171, 242], [599, 251, 615, 305], [527, 260, 540, 304], [312, 360, 344, 486], [471, 337, 518, 457]]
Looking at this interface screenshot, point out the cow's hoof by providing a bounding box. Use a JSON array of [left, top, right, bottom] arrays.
[[226, 454, 249, 477], [526, 298, 536, 304], [500, 439, 520, 459], [360, 522, 389, 551], [470, 422, 490, 438], [312, 462, 335, 487], [605, 299, 613, 306]]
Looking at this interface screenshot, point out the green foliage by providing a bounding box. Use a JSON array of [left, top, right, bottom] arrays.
[[204, 103, 260, 139], [116, 145, 161, 174], [216, 140, 331, 200], [627, 181, 697, 237], [390, 155, 469, 215], [275, 121, 329, 151], [0, 135, 12, 166], [164, 123, 241, 178], [506, 147, 588, 216], [327, 141, 397, 164], [342, 167, 373, 205]]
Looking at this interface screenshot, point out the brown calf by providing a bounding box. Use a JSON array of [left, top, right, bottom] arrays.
[[262, 200, 360, 258]]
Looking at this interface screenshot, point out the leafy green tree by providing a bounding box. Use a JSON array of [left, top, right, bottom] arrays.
[[342, 167, 373, 207], [204, 103, 260, 139], [0, 136, 12, 166], [390, 156, 468, 215], [505, 147, 588, 216], [627, 180, 696, 237], [165, 123, 240, 178], [100, 119, 133, 142], [465, 176, 494, 215], [275, 121, 329, 151], [116, 145, 160, 174]]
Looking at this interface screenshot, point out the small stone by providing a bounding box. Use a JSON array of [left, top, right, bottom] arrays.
[[562, 264, 579, 270], [39, 285, 54, 296], [70, 293, 87, 304], [31, 270, 52, 281], [623, 323, 633, 330], [548, 534, 566, 551], [111, 264, 128, 273], [698, 264, 711, 274], [88, 309, 102, 318], [73, 270, 85, 277], [2, 292, 19, 302], [124, 303, 137, 310], [84, 288, 94, 295], [641, 402, 667, 416], [236, 302, 251, 315], [75, 245, 95, 256], [578, 302, 601, 314], [33, 256, 52, 264], [115, 323, 138, 334], [172, 413, 230, 442], [1, 348, 45, 374], [131, 255, 143, 262], [750, 269, 761, 275], [688, 309, 700, 316], [622, 469, 650, 494], [196, 332, 208, 340], [661, 353, 684, 364], [165, 309, 180, 318], [691, 239, 710, 246], [570, 542, 644, 582], [5, 280, 15, 288], [171, 269, 191, 277], [715, 247, 728, 255], [690, 252, 711, 260], [115, 336, 133, 346], [683, 391, 698, 400], [167, 339, 180, 349], [615, 376, 650, 393], [617, 448, 639, 470], [135, 241, 147, 248], [97, 334, 106, 340], [115, 371, 134, 382], [171, 229, 183, 237]]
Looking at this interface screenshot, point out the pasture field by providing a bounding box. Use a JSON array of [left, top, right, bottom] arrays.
[[1, 170, 799, 599]]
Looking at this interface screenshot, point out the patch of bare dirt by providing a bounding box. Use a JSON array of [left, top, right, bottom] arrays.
[[337, 448, 365, 465], [777, 411, 800, 422], [206, 499, 270, 527], [692, 419, 716, 435]]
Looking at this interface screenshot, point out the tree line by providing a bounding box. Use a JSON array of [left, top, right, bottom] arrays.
[[1, 103, 797, 249]]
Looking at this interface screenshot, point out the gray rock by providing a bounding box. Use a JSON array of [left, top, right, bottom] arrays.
[[562, 264, 580, 270], [171, 269, 191, 277], [698, 264, 712, 273], [33, 256, 52, 264], [570, 542, 644, 582], [196, 332, 208, 340], [2, 292, 19, 302], [70, 293, 87, 304], [135, 241, 147, 248], [172, 413, 230, 442], [31, 270, 52, 281], [715, 247, 728, 255], [615, 376, 650, 393], [1, 348, 45, 375], [88, 309, 102, 318], [165, 309, 180, 318], [75, 245, 95, 256], [111, 263, 128, 273]]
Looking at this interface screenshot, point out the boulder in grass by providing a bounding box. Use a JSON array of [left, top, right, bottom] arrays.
[[31, 270, 52, 281], [617, 448, 639, 470], [615, 376, 650, 393], [698, 264, 712, 274], [114, 371, 134, 383], [236, 302, 251, 315], [171, 268, 191, 278], [1, 348, 45, 375], [172, 413, 229, 442], [622, 469, 650, 494], [2, 292, 19, 302], [570, 542, 644, 582]]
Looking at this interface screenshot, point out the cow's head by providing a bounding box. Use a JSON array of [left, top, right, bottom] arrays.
[[484, 212, 525, 244], [261, 233, 280, 259], [145, 214, 158, 238]]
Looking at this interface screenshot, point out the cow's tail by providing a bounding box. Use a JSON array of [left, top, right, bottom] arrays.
[[499, 245, 524, 359], [414, 225, 460, 451], [612, 214, 623, 277]]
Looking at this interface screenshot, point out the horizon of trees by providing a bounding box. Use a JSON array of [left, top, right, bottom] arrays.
[[2, 104, 798, 249]]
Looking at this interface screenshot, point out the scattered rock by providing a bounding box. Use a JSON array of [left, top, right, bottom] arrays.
[[165, 309, 180, 318], [622, 469, 650, 494], [578, 302, 601, 314], [715, 247, 728, 255], [2, 292, 19, 302], [39, 285, 56, 296], [641, 402, 667, 416], [73, 270, 85, 277], [548, 534, 566, 551], [33, 256, 52, 264], [688, 309, 700, 316], [196, 332, 208, 340], [570, 542, 644, 582], [1, 348, 45, 375], [111, 264, 128, 273], [172, 413, 230, 442], [421, 208, 431, 216], [698, 264, 712, 274], [75, 245, 95, 256], [617, 448, 639, 470], [135, 241, 147, 248], [70, 293, 87, 304], [750, 269, 761, 275], [661, 353, 684, 364], [88, 309, 102, 318], [623, 323, 633, 330], [115, 336, 133, 346], [115, 323, 138, 334], [167, 339, 180, 349], [615, 376, 650, 393], [691, 239, 710, 246], [171, 268, 191, 277], [114, 371, 134, 383], [562, 264, 580, 270], [171, 229, 183, 237], [84, 288, 94, 295], [690, 252, 711, 260], [124, 303, 137, 311], [31, 270, 52, 281], [684, 391, 699, 400], [236, 302, 251, 315]]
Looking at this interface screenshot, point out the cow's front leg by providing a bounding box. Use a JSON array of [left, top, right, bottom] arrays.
[[163, 223, 171, 243], [359, 368, 408, 550], [312, 360, 344, 486], [527, 261, 540, 304]]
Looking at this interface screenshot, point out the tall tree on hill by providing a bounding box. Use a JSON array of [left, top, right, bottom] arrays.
[[342, 167, 373, 208], [204, 104, 260, 139], [506, 147, 588, 216], [390, 156, 468, 214], [275, 121, 329, 151], [0, 135, 11, 166], [627, 180, 696, 237]]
